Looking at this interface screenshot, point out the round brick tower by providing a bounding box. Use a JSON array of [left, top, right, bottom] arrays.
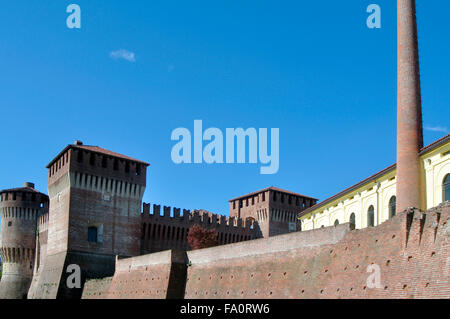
[[0, 183, 49, 299], [396, 0, 423, 212]]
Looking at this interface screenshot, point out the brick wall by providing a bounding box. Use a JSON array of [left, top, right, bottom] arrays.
[[185, 203, 449, 298], [82, 251, 186, 299], [81, 277, 113, 299], [229, 189, 317, 238], [83, 202, 449, 299]]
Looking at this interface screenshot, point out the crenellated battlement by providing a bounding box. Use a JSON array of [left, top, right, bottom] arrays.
[[85, 201, 450, 300], [140, 203, 259, 255], [404, 202, 450, 249], [141, 203, 255, 229]]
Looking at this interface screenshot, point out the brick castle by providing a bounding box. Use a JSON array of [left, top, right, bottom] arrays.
[[0, 140, 317, 299], [0, 0, 449, 299]]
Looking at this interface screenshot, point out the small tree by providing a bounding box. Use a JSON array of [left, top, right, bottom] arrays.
[[187, 225, 219, 250]]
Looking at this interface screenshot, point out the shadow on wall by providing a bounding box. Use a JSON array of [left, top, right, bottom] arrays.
[[81, 202, 449, 299]]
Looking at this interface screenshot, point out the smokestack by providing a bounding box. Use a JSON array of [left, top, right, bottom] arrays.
[[396, 0, 423, 212]]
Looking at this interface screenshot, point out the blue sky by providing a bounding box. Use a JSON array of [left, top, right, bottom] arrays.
[[0, 1, 448, 216]]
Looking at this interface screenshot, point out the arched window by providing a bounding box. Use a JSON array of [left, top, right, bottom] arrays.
[[367, 206, 375, 227], [334, 219, 339, 226], [389, 196, 396, 218], [443, 174, 450, 202], [88, 226, 98, 243], [349, 213, 356, 230]]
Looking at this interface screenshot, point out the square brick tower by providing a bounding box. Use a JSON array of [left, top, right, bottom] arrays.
[[229, 187, 317, 238], [28, 141, 148, 299]]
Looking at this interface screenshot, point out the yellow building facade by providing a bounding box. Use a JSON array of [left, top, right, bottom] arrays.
[[300, 134, 450, 230]]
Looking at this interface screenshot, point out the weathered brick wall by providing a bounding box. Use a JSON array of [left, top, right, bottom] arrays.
[[81, 276, 113, 299], [27, 251, 67, 299], [69, 186, 141, 257], [83, 251, 186, 299], [81, 203, 450, 299], [35, 212, 48, 276], [185, 203, 449, 299], [28, 251, 115, 299], [185, 222, 351, 298]]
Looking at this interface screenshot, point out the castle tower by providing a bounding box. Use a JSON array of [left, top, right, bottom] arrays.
[[28, 141, 149, 299], [0, 183, 49, 299], [229, 187, 317, 238], [396, 0, 423, 212]]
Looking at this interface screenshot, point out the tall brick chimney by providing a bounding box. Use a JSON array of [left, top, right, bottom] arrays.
[[396, 0, 423, 212]]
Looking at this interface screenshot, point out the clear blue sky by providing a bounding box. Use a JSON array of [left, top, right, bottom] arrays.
[[0, 1, 448, 216]]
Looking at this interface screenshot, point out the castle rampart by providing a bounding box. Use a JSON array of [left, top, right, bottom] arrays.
[[83, 202, 450, 299], [141, 203, 257, 254], [82, 250, 187, 299]]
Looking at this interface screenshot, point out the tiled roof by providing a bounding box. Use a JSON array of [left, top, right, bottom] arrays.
[[46, 143, 150, 168], [229, 186, 318, 202], [299, 134, 450, 218], [73, 145, 150, 165], [419, 133, 450, 155], [298, 164, 396, 218], [0, 186, 48, 197]]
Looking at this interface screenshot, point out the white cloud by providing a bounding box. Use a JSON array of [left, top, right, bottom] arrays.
[[424, 125, 448, 133], [109, 49, 136, 62]]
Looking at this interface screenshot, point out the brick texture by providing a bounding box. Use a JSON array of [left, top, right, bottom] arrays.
[[83, 202, 450, 299], [397, 0, 424, 211]]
